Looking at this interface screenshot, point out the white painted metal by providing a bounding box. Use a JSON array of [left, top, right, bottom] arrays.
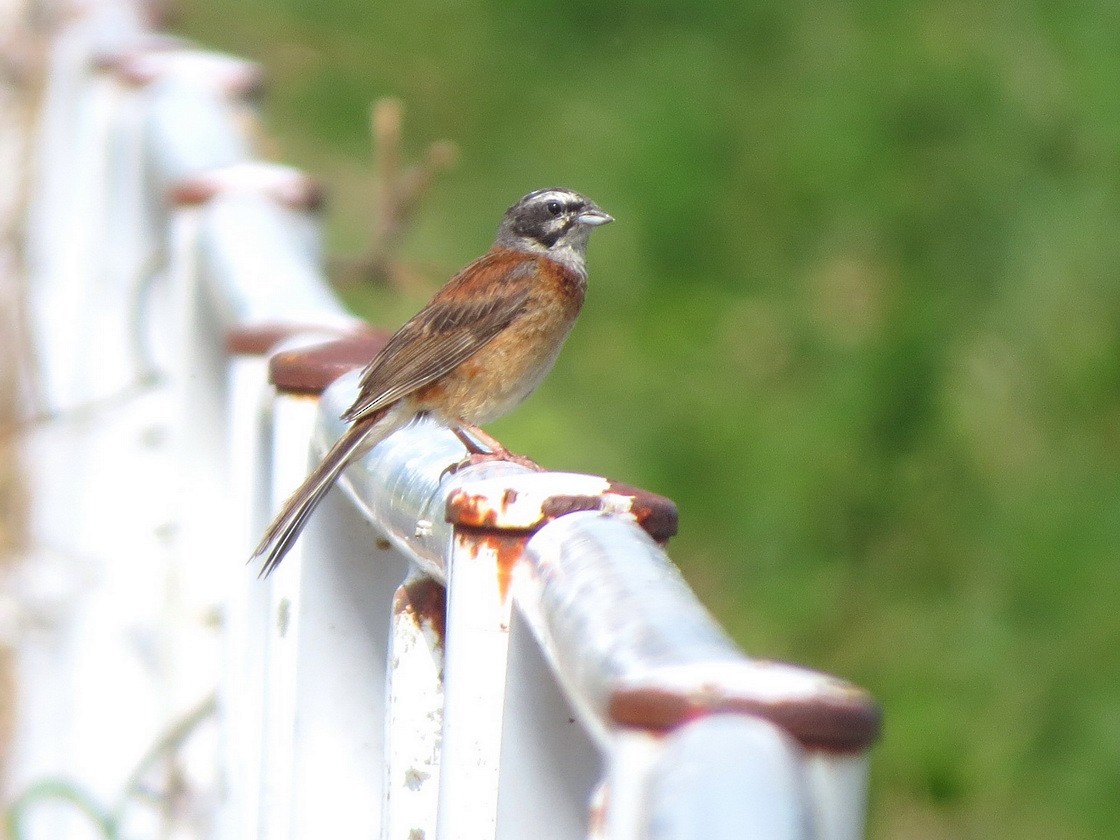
[[803, 753, 872, 840], [25, 9, 145, 412], [319, 371, 528, 574], [644, 715, 808, 840], [12, 387, 177, 840], [217, 353, 274, 840], [9, 6, 229, 840], [436, 527, 515, 840], [285, 411, 408, 840], [383, 572, 445, 840], [8, 3, 879, 840], [495, 607, 600, 840], [597, 731, 665, 840], [258, 391, 316, 840]]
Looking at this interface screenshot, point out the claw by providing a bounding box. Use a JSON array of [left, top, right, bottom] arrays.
[[443, 423, 543, 477], [466, 449, 542, 471], [440, 446, 542, 479]]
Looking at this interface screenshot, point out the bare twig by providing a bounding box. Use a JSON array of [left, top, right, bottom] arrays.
[[331, 97, 458, 293]]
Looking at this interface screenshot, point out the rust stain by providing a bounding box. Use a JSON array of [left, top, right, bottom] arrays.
[[607, 686, 691, 733], [167, 178, 216, 207], [225, 321, 352, 356], [169, 170, 324, 213], [115, 54, 265, 99], [751, 694, 883, 754], [268, 332, 389, 395], [445, 483, 679, 543], [607, 684, 882, 755], [446, 490, 499, 528], [282, 176, 326, 213], [91, 37, 181, 74], [540, 493, 602, 519], [538, 485, 679, 543], [394, 577, 448, 641], [456, 529, 527, 605], [492, 534, 521, 605], [587, 784, 609, 840], [605, 481, 679, 542]]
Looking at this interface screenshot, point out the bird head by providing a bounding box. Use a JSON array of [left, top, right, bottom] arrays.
[[496, 187, 613, 272]]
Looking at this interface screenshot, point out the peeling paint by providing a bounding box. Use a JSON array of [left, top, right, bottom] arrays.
[[446, 490, 500, 529], [393, 577, 447, 642], [539, 493, 602, 519], [404, 768, 430, 791], [277, 597, 291, 637], [446, 478, 679, 543]]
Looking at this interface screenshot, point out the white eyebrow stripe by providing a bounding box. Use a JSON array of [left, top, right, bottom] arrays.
[[527, 189, 579, 207]]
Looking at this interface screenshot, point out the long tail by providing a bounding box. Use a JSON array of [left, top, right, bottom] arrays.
[[252, 408, 396, 577]]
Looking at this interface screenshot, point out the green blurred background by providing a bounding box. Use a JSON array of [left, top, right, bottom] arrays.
[[177, 2, 1119, 837]]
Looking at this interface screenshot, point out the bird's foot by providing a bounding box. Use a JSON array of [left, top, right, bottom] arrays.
[[442, 424, 544, 476], [464, 447, 542, 471], [442, 448, 543, 478]]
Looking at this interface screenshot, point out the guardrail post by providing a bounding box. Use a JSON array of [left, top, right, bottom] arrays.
[[221, 324, 331, 840], [260, 333, 410, 839], [440, 474, 680, 840], [384, 573, 446, 840], [26, 14, 144, 412], [259, 364, 321, 840], [642, 715, 809, 840], [436, 517, 521, 840], [163, 161, 341, 840]]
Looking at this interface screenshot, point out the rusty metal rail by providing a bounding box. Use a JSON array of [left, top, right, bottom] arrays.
[[6, 2, 880, 839]]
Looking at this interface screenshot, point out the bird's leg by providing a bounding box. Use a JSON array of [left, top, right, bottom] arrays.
[[448, 424, 542, 472]]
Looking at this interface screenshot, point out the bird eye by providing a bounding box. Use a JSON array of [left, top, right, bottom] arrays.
[[545, 200, 563, 216]]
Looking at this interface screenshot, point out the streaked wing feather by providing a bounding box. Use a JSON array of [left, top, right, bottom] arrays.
[[341, 289, 530, 422]]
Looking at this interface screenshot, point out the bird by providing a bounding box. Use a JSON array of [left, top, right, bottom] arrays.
[[252, 187, 613, 576]]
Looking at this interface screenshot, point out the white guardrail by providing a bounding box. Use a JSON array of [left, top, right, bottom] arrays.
[[6, 2, 881, 839]]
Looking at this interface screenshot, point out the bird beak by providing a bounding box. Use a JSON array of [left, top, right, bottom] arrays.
[[576, 207, 614, 226]]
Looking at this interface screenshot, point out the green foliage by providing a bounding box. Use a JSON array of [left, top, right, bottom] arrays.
[[178, 2, 1120, 836]]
